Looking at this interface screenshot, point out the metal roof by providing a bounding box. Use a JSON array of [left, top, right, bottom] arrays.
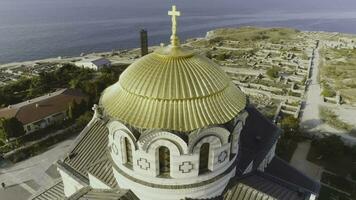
[[101, 45, 246, 132], [67, 187, 139, 200], [223, 182, 276, 200], [235, 106, 282, 175], [63, 119, 109, 178], [87, 156, 118, 188], [239, 173, 306, 200], [29, 180, 65, 200]]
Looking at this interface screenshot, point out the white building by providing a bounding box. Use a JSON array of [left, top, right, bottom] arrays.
[[75, 58, 111, 70], [29, 6, 319, 200]]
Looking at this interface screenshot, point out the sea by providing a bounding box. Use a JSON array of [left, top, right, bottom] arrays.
[[1, 0, 356, 64]]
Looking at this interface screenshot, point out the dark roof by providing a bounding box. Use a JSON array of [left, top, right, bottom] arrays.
[[0, 88, 87, 125], [265, 156, 320, 194], [29, 180, 65, 200], [67, 187, 139, 200], [239, 172, 307, 200], [236, 106, 282, 174], [87, 156, 118, 188], [223, 182, 276, 200], [63, 118, 109, 178]]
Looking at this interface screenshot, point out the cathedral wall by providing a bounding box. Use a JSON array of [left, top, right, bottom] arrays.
[[88, 173, 111, 189], [113, 164, 236, 200], [58, 168, 86, 197], [107, 116, 245, 199], [108, 121, 238, 185], [112, 142, 236, 185]]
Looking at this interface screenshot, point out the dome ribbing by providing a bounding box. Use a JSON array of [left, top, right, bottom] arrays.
[[100, 45, 246, 132]]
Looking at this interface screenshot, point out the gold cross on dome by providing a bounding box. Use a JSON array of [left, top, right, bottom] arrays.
[[168, 5, 181, 46]]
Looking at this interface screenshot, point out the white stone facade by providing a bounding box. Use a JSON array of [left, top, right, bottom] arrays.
[[58, 167, 86, 197], [88, 173, 111, 189], [107, 111, 248, 200]]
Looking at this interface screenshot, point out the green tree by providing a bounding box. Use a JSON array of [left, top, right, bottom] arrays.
[[315, 135, 344, 159], [67, 101, 76, 120], [322, 88, 336, 97], [67, 99, 88, 121], [266, 67, 279, 79], [69, 79, 81, 89], [76, 111, 93, 128], [0, 117, 25, 140], [280, 115, 300, 135]]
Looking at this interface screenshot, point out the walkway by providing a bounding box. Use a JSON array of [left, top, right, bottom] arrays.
[[0, 137, 76, 200], [290, 141, 323, 181], [300, 41, 324, 132], [299, 40, 356, 144]]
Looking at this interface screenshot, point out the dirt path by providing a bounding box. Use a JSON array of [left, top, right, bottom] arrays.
[[300, 41, 324, 132], [300, 40, 356, 145]]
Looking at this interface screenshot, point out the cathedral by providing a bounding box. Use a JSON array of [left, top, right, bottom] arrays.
[[30, 6, 319, 200]]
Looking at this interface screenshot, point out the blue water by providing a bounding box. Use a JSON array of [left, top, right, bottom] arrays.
[[1, 0, 356, 64]]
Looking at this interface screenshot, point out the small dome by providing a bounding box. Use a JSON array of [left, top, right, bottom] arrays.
[[100, 45, 246, 132]]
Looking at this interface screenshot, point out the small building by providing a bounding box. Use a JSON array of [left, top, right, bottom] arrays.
[[75, 58, 111, 70], [0, 88, 87, 134]]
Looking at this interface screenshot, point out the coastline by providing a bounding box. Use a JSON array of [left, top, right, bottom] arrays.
[[0, 47, 148, 70]]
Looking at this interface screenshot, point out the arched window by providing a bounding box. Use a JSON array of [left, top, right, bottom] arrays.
[[124, 137, 133, 167], [199, 143, 210, 174], [229, 133, 235, 160], [159, 146, 170, 177]]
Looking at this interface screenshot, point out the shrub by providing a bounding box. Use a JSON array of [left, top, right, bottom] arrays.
[[319, 106, 353, 131], [322, 88, 336, 97], [76, 111, 93, 128], [0, 117, 25, 140], [280, 115, 300, 135], [315, 135, 344, 159], [266, 67, 279, 79]]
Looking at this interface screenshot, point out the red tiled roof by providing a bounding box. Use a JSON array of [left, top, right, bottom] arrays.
[[0, 88, 87, 125]]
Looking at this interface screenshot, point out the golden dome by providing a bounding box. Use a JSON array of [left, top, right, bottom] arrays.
[[100, 45, 246, 132]]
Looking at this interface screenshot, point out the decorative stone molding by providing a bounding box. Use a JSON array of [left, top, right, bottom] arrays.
[[233, 121, 243, 135], [111, 143, 119, 155], [107, 121, 138, 146], [92, 104, 102, 118], [147, 139, 181, 156], [218, 151, 227, 163], [108, 121, 138, 166], [189, 127, 229, 153], [192, 135, 222, 154], [139, 131, 188, 154], [179, 161, 194, 173], [137, 158, 150, 170], [237, 110, 249, 125]]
